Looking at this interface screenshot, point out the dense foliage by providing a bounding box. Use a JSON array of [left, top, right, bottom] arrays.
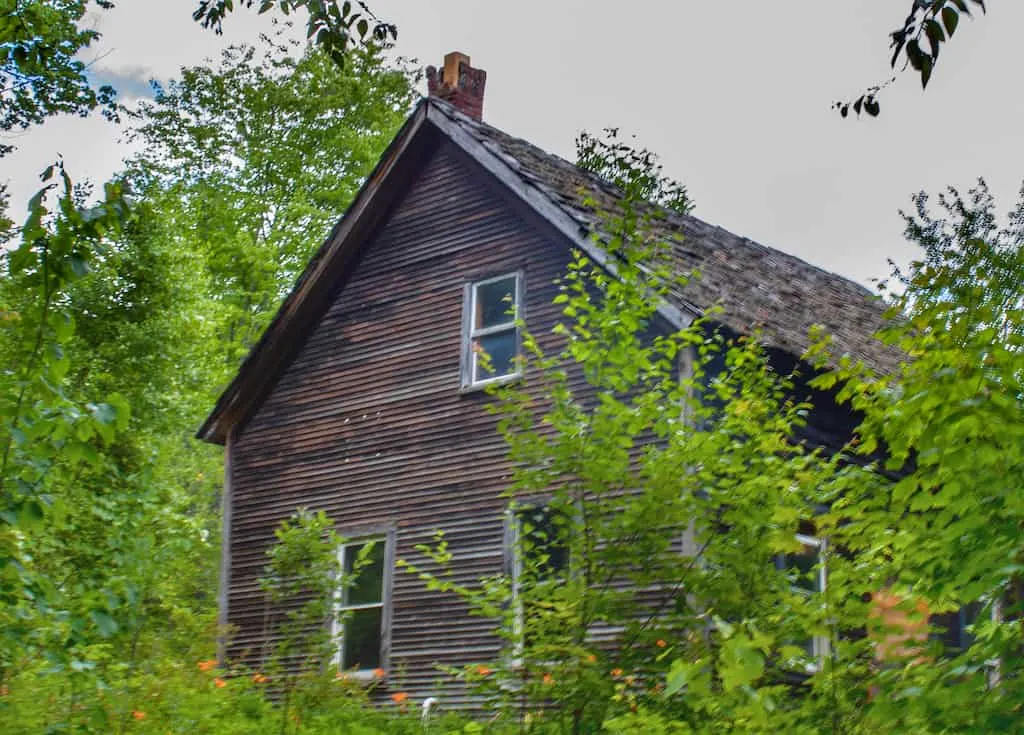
[[1, 3, 1020, 730], [0, 0, 117, 154], [406, 157, 1024, 732], [0, 37, 416, 733]]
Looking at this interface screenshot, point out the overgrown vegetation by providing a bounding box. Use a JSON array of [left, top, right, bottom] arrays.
[[0, 33, 419, 733], [1, 3, 1021, 732], [404, 155, 1024, 731]]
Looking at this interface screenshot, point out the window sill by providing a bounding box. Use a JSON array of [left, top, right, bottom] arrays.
[[459, 372, 523, 395], [335, 669, 387, 686]]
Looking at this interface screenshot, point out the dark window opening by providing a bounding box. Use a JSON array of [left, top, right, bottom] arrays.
[[335, 539, 386, 672]]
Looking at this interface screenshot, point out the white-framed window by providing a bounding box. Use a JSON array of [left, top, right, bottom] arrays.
[[508, 504, 570, 650], [331, 533, 393, 675], [462, 272, 523, 388], [776, 533, 829, 669]]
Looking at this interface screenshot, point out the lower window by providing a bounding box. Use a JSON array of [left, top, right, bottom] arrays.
[[776, 533, 829, 668], [508, 504, 571, 653], [332, 534, 391, 673]]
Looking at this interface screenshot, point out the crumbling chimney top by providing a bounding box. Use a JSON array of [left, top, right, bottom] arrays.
[[426, 51, 487, 122]]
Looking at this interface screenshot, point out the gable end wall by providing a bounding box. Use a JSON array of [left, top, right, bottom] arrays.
[[226, 139, 578, 706]]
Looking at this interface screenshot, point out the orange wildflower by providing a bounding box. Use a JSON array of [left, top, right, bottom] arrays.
[[656, 639, 667, 648], [131, 711, 146, 721], [611, 668, 623, 677], [585, 654, 596, 663], [252, 673, 269, 684], [476, 665, 492, 676], [372, 667, 387, 679], [542, 673, 554, 685], [197, 659, 217, 672], [214, 677, 227, 688], [391, 691, 409, 704]]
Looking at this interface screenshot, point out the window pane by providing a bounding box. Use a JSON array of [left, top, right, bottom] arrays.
[[344, 541, 385, 605], [475, 276, 517, 329], [473, 331, 517, 380], [779, 540, 822, 593], [518, 507, 569, 579], [342, 607, 382, 670], [932, 602, 982, 652]]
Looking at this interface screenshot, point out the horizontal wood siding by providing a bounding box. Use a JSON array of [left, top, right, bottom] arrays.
[[228, 140, 578, 708]]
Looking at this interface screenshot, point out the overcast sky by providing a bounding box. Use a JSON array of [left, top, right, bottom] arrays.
[[5, 1, 1023, 288]]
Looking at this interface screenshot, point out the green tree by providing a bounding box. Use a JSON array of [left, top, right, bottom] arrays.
[[839, 0, 987, 118], [576, 128, 695, 216], [0, 0, 395, 159], [0, 35, 416, 729], [0, 161, 131, 677], [123, 36, 417, 365], [0, 0, 117, 155], [811, 178, 1024, 732], [410, 143, 1024, 732]]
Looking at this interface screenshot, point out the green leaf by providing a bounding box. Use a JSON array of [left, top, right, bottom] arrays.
[[942, 6, 959, 36], [104, 392, 132, 429], [906, 39, 924, 71], [91, 403, 117, 425], [664, 658, 690, 696], [17, 500, 46, 527], [921, 57, 934, 88], [68, 253, 89, 277], [91, 610, 119, 637], [925, 19, 945, 56], [720, 636, 765, 692]]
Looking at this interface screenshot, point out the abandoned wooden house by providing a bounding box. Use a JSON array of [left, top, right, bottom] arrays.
[[198, 52, 910, 707]]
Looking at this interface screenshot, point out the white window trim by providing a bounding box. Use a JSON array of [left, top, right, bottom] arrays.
[[782, 533, 830, 671], [330, 527, 395, 680], [505, 501, 573, 667], [461, 272, 524, 391]]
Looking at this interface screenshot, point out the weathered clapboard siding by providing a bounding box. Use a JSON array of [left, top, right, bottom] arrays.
[[227, 138, 583, 707]]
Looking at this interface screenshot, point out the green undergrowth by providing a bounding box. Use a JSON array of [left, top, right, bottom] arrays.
[[0, 661, 485, 735]]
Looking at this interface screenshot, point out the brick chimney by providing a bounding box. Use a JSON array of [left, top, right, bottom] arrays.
[[426, 51, 487, 121]]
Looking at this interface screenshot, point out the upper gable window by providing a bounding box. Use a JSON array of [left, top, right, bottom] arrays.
[[463, 273, 522, 388]]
